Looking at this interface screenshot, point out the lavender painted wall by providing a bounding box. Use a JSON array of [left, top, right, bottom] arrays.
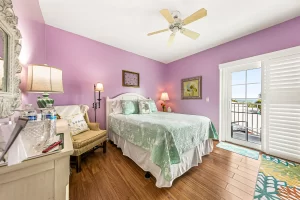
[[34, 25, 165, 128], [6, 0, 300, 132], [166, 17, 300, 131], [12, 0, 46, 102], [11, 0, 165, 128], [0, 0, 45, 123]]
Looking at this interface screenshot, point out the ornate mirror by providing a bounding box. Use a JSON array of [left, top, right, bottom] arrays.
[[0, 0, 22, 118]]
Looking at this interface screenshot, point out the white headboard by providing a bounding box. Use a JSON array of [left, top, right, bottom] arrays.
[[106, 93, 148, 129]]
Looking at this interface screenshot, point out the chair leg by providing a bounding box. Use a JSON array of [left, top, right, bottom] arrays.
[[103, 141, 107, 153], [76, 155, 81, 173]]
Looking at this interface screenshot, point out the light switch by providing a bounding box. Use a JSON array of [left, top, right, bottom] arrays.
[[206, 97, 209, 102]]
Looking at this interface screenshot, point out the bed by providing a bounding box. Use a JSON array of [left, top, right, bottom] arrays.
[[106, 93, 218, 188]]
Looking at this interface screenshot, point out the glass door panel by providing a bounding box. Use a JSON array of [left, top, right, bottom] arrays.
[[231, 68, 261, 144]]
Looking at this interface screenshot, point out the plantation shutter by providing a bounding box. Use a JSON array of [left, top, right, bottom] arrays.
[[263, 53, 300, 163]]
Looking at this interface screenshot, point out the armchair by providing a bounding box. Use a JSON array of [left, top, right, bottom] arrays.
[[55, 105, 107, 172]]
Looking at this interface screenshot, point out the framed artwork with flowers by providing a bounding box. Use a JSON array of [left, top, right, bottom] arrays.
[[181, 76, 202, 99], [122, 70, 140, 88]]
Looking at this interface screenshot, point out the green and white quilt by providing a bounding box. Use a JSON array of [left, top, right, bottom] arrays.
[[109, 112, 218, 181]]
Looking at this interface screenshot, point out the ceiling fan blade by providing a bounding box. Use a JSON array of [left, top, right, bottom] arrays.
[[147, 29, 169, 36], [160, 9, 174, 23], [168, 33, 175, 46], [181, 28, 200, 40], [183, 8, 207, 26]]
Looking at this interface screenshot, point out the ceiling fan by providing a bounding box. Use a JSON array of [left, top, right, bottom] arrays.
[[147, 8, 207, 46]]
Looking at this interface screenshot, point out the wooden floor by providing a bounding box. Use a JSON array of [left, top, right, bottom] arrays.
[[69, 141, 260, 200]]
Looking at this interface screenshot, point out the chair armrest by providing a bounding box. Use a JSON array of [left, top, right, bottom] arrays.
[[87, 122, 100, 131]]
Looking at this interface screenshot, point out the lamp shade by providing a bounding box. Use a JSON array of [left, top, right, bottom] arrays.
[[27, 64, 64, 93], [95, 82, 104, 92], [160, 92, 169, 101]]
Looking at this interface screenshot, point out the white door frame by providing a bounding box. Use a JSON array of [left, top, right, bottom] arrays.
[[219, 46, 300, 151], [220, 62, 262, 150]]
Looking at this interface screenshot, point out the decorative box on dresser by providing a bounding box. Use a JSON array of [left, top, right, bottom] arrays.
[[0, 120, 73, 200]]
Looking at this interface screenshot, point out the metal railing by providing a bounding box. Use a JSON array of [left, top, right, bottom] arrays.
[[231, 102, 261, 143]]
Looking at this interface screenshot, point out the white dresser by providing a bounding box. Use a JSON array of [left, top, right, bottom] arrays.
[[0, 120, 73, 200]]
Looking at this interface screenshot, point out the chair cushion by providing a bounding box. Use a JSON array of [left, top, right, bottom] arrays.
[[64, 113, 90, 136], [72, 130, 107, 149]]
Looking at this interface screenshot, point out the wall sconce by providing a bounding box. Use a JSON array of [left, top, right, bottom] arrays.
[[93, 82, 104, 122]]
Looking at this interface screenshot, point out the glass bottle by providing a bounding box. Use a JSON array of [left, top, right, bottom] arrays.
[[45, 104, 57, 142], [23, 104, 37, 121]]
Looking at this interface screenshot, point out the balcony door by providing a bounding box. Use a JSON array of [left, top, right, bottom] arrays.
[[230, 67, 262, 149], [220, 62, 262, 150], [220, 46, 300, 161]]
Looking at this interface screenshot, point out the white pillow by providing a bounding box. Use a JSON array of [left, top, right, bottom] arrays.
[[64, 113, 90, 136], [111, 100, 122, 114], [138, 100, 152, 114]]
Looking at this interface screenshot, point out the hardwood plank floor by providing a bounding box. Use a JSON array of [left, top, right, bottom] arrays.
[[69, 141, 260, 200]]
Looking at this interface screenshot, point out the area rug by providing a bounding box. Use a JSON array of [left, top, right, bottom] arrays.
[[216, 142, 259, 160], [254, 155, 300, 200]]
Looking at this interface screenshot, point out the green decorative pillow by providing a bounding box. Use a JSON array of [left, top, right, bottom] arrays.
[[148, 100, 158, 112], [121, 100, 139, 115], [138, 100, 151, 114]]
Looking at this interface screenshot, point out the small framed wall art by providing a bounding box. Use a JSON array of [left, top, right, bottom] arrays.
[[122, 70, 140, 88], [181, 76, 202, 99]]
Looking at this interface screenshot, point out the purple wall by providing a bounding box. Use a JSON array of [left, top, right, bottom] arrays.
[[7, 0, 300, 132], [166, 17, 300, 131], [12, 0, 166, 128], [12, 0, 46, 101], [0, 0, 45, 123], [38, 26, 165, 128]]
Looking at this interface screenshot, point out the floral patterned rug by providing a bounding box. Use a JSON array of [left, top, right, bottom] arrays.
[[254, 155, 300, 199]]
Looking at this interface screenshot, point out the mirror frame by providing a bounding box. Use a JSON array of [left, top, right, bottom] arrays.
[[0, 0, 22, 118]]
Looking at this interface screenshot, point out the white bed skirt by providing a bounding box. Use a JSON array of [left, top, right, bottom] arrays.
[[109, 131, 214, 188]]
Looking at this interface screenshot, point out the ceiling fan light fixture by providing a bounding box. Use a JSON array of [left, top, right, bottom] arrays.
[[171, 10, 181, 21], [173, 27, 179, 33], [147, 8, 207, 44]]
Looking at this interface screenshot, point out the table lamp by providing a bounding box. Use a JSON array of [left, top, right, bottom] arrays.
[[93, 82, 104, 122], [27, 64, 64, 108], [160, 92, 169, 112]]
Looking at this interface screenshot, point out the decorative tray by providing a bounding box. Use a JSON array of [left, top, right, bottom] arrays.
[[0, 133, 64, 167]]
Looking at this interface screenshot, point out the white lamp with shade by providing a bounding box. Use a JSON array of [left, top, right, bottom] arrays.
[[160, 92, 169, 112], [93, 82, 104, 122], [27, 64, 64, 108], [160, 92, 169, 101]]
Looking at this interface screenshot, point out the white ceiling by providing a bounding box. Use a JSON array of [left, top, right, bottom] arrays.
[[39, 0, 300, 64]]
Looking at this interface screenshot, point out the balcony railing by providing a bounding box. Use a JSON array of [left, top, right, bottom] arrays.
[[231, 102, 261, 144]]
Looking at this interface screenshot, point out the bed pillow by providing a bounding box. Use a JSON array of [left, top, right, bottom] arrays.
[[138, 100, 152, 114], [121, 100, 139, 115], [111, 100, 122, 114], [64, 113, 90, 136], [148, 100, 158, 112]]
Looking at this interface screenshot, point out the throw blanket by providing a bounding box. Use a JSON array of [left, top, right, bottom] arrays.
[[109, 112, 218, 181]]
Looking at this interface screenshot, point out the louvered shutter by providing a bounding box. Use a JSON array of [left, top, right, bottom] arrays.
[[263, 53, 300, 162]]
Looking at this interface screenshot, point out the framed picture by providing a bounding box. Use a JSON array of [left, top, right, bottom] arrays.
[[181, 76, 202, 99], [122, 70, 140, 88]]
